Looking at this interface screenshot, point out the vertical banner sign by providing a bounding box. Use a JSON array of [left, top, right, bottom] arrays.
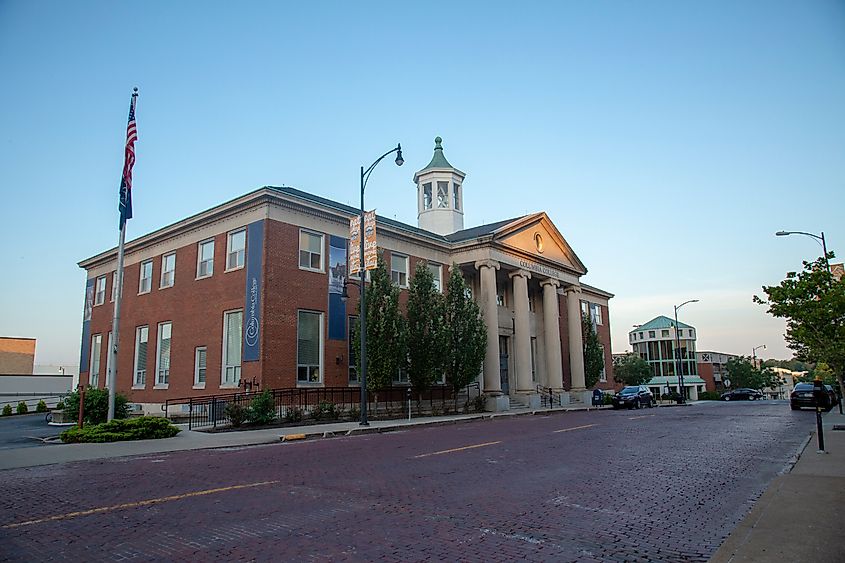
[[364, 210, 377, 270], [349, 216, 361, 275], [243, 220, 264, 362], [79, 278, 95, 373], [328, 236, 348, 340]]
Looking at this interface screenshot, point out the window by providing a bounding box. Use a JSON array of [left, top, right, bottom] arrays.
[[155, 322, 172, 386], [427, 263, 442, 292], [299, 230, 323, 271], [197, 239, 214, 278], [194, 346, 207, 387], [437, 181, 449, 208], [297, 310, 322, 383], [391, 254, 408, 287], [94, 275, 107, 306], [89, 334, 102, 387], [496, 289, 506, 307], [223, 310, 243, 386], [648, 331, 655, 338], [453, 183, 460, 210], [661, 329, 670, 338], [594, 304, 603, 325], [394, 366, 409, 384], [581, 301, 588, 317], [133, 326, 148, 387], [227, 229, 246, 270], [348, 316, 359, 383], [423, 183, 432, 210], [639, 332, 643, 340], [161, 253, 176, 288], [139, 260, 153, 293], [111, 271, 119, 302]]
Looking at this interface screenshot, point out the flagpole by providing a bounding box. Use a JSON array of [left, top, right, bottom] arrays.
[[108, 87, 138, 422], [108, 224, 126, 421]]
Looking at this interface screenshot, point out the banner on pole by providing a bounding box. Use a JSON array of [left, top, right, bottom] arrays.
[[349, 216, 361, 275], [364, 210, 377, 270]]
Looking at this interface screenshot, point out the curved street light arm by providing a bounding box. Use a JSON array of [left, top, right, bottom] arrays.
[[362, 144, 402, 193]]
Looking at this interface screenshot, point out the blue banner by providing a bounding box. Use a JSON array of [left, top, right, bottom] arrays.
[[79, 278, 95, 373], [243, 220, 264, 361], [328, 235, 347, 340]]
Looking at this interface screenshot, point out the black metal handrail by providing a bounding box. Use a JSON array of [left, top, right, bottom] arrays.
[[166, 382, 482, 430], [536, 384, 562, 408]]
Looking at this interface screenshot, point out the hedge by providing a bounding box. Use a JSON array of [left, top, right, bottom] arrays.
[[60, 416, 180, 443]]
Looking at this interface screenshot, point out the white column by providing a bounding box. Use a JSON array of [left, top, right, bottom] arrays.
[[566, 286, 586, 390], [475, 260, 501, 395], [541, 279, 564, 391], [510, 269, 533, 393]]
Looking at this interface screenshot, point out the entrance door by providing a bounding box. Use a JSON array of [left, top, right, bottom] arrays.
[[499, 336, 510, 395]]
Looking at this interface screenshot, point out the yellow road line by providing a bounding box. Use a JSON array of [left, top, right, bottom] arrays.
[[628, 415, 655, 420], [414, 441, 501, 458], [2, 480, 279, 530], [553, 424, 597, 433]]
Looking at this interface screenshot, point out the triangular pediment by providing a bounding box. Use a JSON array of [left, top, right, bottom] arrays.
[[493, 213, 587, 275]]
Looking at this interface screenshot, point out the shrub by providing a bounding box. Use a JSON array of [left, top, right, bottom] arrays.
[[2, 404, 12, 416], [284, 406, 303, 423], [311, 401, 338, 421], [603, 394, 614, 405], [249, 391, 277, 425], [347, 405, 360, 421], [55, 400, 65, 410], [60, 416, 180, 443], [17, 402, 28, 414], [224, 403, 248, 427], [63, 388, 129, 424], [36, 400, 48, 413], [698, 391, 721, 401], [473, 395, 487, 412]]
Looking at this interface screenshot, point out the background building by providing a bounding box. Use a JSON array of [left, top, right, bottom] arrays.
[[629, 316, 706, 400], [0, 337, 36, 375], [78, 138, 615, 413]]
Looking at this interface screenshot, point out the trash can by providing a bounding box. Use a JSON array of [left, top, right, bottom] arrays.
[[592, 389, 604, 406]]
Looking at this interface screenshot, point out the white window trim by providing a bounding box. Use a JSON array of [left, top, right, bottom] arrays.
[[594, 304, 603, 325], [194, 346, 207, 389], [89, 334, 102, 388], [110, 271, 118, 302], [221, 309, 243, 388], [154, 322, 172, 389], [139, 260, 153, 295], [94, 275, 106, 306], [297, 309, 324, 386], [160, 253, 176, 289], [197, 239, 215, 279], [298, 229, 325, 273], [225, 228, 246, 272], [391, 253, 409, 288], [132, 325, 148, 389]]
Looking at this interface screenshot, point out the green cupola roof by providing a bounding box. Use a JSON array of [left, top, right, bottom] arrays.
[[420, 136, 453, 171]]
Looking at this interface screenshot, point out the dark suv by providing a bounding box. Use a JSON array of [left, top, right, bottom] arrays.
[[790, 383, 838, 411], [612, 386, 654, 409]]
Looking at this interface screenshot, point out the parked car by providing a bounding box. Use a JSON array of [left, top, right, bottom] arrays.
[[720, 388, 763, 401], [790, 383, 838, 411], [612, 386, 654, 409]]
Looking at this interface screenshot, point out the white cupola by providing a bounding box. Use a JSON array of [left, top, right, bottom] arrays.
[[413, 136, 466, 235]]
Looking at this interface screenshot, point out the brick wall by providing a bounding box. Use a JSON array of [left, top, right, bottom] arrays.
[[0, 338, 36, 375]]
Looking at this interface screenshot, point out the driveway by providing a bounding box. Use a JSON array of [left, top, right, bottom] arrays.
[[0, 413, 60, 450]]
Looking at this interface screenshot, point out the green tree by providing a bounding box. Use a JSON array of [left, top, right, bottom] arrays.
[[442, 265, 486, 410], [755, 254, 845, 400], [63, 388, 129, 424], [806, 362, 836, 386], [353, 256, 407, 409], [613, 354, 652, 386], [725, 357, 782, 390], [582, 314, 604, 389], [406, 261, 446, 403]]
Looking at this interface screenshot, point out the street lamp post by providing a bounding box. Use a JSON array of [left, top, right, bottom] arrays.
[[674, 299, 699, 403], [356, 144, 403, 426], [775, 231, 831, 274], [752, 344, 766, 369]]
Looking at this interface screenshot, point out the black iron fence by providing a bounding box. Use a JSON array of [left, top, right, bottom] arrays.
[[536, 384, 563, 408], [166, 382, 482, 430]]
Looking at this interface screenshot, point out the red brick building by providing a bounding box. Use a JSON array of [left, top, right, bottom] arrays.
[[78, 138, 616, 413]]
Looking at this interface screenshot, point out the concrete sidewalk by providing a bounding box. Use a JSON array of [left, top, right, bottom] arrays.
[[710, 409, 845, 563], [0, 402, 624, 471]]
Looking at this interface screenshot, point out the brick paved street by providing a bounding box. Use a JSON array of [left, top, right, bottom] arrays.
[[0, 402, 814, 562]]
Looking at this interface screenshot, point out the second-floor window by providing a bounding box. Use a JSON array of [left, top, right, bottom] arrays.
[[94, 275, 107, 305], [299, 230, 323, 271], [428, 263, 442, 292], [391, 254, 408, 287], [161, 253, 176, 288], [198, 240, 214, 278], [139, 260, 153, 294], [227, 229, 246, 270]]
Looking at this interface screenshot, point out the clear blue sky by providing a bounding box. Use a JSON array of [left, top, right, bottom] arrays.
[[1, 1, 843, 366]]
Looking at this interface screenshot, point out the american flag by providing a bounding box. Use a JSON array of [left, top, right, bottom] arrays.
[[118, 89, 139, 229]]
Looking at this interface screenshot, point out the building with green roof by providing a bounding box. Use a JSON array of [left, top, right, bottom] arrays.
[[629, 316, 706, 400]]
